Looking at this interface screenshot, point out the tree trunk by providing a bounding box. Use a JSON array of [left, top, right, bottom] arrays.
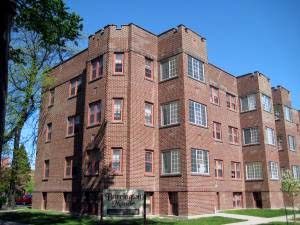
[[0, 0, 16, 176], [7, 128, 20, 209]]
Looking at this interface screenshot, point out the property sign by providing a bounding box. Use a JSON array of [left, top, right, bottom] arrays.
[[103, 189, 144, 216]]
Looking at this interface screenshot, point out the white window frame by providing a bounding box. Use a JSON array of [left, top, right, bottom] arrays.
[[161, 101, 179, 126], [187, 55, 204, 82], [261, 94, 272, 112], [265, 127, 276, 146], [191, 149, 210, 175], [161, 149, 180, 175], [245, 162, 263, 180], [284, 106, 293, 122], [269, 161, 279, 180], [160, 57, 177, 81], [189, 100, 207, 127], [243, 127, 260, 145], [240, 94, 257, 112], [292, 165, 300, 180], [288, 135, 296, 151]]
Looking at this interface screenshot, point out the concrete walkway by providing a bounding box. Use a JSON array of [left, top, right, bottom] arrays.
[[0, 221, 27, 225], [217, 212, 293, 225]]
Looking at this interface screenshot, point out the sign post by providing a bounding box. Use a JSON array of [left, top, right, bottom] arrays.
[[103, 189, 144, 217]]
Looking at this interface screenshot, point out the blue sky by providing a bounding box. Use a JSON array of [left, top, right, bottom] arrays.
[[67, 0, 300, 108]]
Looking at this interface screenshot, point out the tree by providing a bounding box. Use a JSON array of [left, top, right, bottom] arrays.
[[281, 170, 300, 225], [0, 0, 83, 175]]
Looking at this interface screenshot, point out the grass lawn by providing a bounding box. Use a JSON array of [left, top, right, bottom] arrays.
[[259, 223, 300, 225], [223, 209, 295, 218], [0, 209, 245, 225]]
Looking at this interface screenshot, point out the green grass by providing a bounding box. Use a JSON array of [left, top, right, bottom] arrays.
[[223, 209, 295, 218], [258, 223, 300, 225], [0, 209, 245, 225]]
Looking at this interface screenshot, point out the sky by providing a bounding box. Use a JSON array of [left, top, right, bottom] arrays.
[[22, 0, 300, 167], [66, 0, 300, 108]]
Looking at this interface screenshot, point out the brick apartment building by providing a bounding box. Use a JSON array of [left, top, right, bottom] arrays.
[[33, 23, 300, 216]]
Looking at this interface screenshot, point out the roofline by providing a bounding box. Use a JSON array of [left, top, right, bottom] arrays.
[[237, 71, 270, 81], [208, 63, 236, 78], [50, 48, 88, 71]]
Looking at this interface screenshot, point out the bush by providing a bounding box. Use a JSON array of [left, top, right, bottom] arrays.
[[0, 196, 7, 206]]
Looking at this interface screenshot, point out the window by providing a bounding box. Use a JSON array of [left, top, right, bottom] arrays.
[[65, 157, 73, 178], [90, 56, 103, 80], [269, 161, 279, 180], [69, 77, 81, 97], [240, 94, 256, 112], [213, 122, 222, 140], [67, 115, 80, 136], [262, 94, 272, 112], [160, 57, 177, 81], [161, 101, 179, 126], [86, 150, 100, 176], [113, 98, 123, 122], [145, 150, 153, 174], [226, 93, 237, 111], [292, 165, 300, 179], [189, 100, 207, 127], [191, 149, 209, 175], [277, 136, 283, 150], [229, 127, 239, 144], [233, 193, 242, 208], [46, 123, 52, 142], [231, 162, 241, 179], [114, 53, 124, 74], [284, 106, 293, 122], [245, 162, 262, 180], [210, 86, 219, 105], [145, 58, 153, 79], [265, 127, 276, 145], [215, 160, 223, 178], [187, 55, 204, 81], [88, 101, 101, 126], [243, 127, 259, 145], [48, 89, 55, 106], [112, 148, 122, 173], [288, 135, 296, 151], [162, 149, 180, 175], [145, 102, 154, 126], [44, 160, 49, 178], [274, 105, 280, 120]]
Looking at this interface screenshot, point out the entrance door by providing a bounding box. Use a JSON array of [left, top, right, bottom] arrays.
[[42, 192, 47, 210], [168, 192, 178, 216], [253, 192, 262, 208], [233, 192, 242, 208]]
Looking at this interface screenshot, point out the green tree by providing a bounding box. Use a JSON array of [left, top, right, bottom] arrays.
[[0, 0, 83, 175], [281, 170, 300, 224], [25, 175, 34, 194]]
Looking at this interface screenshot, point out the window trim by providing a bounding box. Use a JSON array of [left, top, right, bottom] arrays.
[[44, 160, 50, 179], [113, 53, 124, 75], [226, 93, 237, 111], [64, 156, 73, 179], [111, 148, 123, 175], [213, 122, 222, 141], [245, 162, 263, 181], [48, 89, 55, 107], [288, 135, 296, 151], [231, 161, 241, 180], [269, 161, 279, 180], [261, 94, 272, 113], [210, 86, 220, 105], [145, 150, 154, 176], [66, 115, 80, 137], [292, 165, 300, 180], [214, 159, 224, 179], [189, 100, 207, 128], [112, 98, 124, 123], [145, 102, 154, 127], [68, 77, 81, 98], [45, 123, 52, 143], [187, 55, 205, 82], [243, 127, 260, 146], [90, 56, 103, 81], [145, 57, 153, 80], [160, 56, 178, 82], [240, 94, 257, 113], [191, 148, 210, 175], [88, 101, 101, 127], [284, 106, 293, 122], [229, 126, 239, 144], [161, 149, 181, 176], [265, 127, 276, 146], [160, 101, 179, 127]]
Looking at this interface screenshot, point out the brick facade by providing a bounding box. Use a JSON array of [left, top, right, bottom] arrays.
[[33, 23, 300, 216]]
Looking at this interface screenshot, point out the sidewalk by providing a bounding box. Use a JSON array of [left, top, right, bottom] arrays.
[[0, 220, 26, 225], [217, 212, 293, 225]]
